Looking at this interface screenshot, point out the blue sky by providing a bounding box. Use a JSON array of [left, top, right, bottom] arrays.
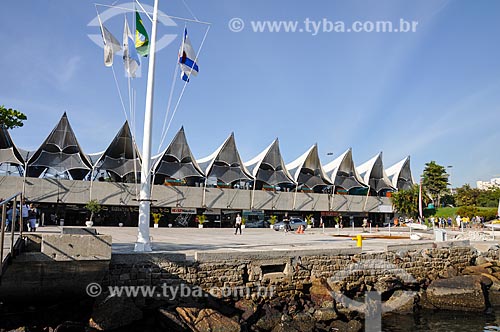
[[1, 0, 500, 187]]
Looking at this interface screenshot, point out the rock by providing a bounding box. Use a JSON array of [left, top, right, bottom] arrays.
[[329, 320, 348, 332], [158, 308, 189, 332], [347, 319, 363, 332], [234, 299, 257, 321], [254, 304, 282, 331], [309, 279, 334, 308], [89, 294, 143, 331], [383, 290, 417, 314], [439, 266, 458, 279], [488, 288, 500, 306], [463, 266, 492, 275], [373, 276, 402, 296], [328, 319, 362, 332], [176, 306, 200, 328], [475, 256, 489, 266], [195, 308, 241, 332], [271, 313, 315, 332], [425, 275, 486, 312], [313, 308, 338, 321], [493, 272, 500, 280]]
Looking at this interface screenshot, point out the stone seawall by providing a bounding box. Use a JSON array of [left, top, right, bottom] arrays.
[[104, 242, 476, 294], [84, 241, 500, 331]]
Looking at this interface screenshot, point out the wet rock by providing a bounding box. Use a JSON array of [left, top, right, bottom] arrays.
[[425, 275, 486, 312], [89, 294, 143, 331]]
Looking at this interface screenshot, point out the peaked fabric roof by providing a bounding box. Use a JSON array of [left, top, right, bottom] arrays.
[[244, 138, 294, 186], [153, 127, 204, 180], [323, 148, 366, 191], [0, 125, 25, 166], [285, 144, 332, 189], [27, 112, 92, 180], [94, 121, 141, 179], [197, 133, 253, 184], [386, 156, 414, 191], [357, 152, 395, 193]]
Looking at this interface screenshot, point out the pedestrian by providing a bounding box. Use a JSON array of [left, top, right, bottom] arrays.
[[362, 217, 368, 232], [234, 213, 242, 235], [5, 203, 13, 232], [28, 203, 38, 232], [21, 199, 29, 232]]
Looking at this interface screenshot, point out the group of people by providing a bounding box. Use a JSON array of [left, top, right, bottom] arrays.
[[3, 199, 39, 232]]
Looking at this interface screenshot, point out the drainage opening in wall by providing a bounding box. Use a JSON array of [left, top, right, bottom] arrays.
[[261, 264, 286, 275]]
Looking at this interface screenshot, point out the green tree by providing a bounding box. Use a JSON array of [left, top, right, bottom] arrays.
[[0, 105, 27, 129], [390, 185, 420, 218], [477, 188, 500, 208], [422, 161, 449, 207], [85, 199, 102, 222], [455, 184, 480, 207]]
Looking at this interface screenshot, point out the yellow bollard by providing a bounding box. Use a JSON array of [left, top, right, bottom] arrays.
[[353, 234, 362, 247]]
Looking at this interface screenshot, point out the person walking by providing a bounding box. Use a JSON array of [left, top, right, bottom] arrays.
[[21, 199, 29, 232], [28, 203, 38, 232], [234, 214, 242, 235]]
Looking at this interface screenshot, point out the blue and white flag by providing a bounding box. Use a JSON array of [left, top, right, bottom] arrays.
[[123, 17, 140, 78], [178, 28, 199, 82]]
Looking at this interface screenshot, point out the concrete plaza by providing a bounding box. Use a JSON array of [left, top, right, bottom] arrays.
[[32, 225, 499, 258]]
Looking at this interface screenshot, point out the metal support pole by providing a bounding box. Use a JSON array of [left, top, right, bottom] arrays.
[[0, 204, 6, 278], [10, 197, 17, 257]]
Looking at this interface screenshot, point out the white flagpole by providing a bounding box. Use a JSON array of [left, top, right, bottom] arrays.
[[418, 179, 423, 223], [135, 0, 159, 252]]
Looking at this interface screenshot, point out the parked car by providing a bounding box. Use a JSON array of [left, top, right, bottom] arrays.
[[273, 218, 307, 231]]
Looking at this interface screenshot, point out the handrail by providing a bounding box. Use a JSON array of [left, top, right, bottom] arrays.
[[1, 191, 23, 280], [0, 192, 22, 206]]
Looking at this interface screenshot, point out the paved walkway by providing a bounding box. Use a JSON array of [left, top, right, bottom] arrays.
[[33, 225, 500, 257]]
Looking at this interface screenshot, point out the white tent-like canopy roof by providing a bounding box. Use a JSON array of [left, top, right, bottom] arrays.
[[285, 144, 332, 189], [386, 156, 414, 191], [0, 125, 25, 167], [244, 138, 294, 186], [94, 121, 141, 181], [153, 126, 204, 181], [27, 112, 92, 180], [357, 152, 395, 193], [323, 148, 366, 191], [197, 133, 253, 184]]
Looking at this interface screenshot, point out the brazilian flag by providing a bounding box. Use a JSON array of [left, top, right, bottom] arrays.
[[135, 11, 149, 57]]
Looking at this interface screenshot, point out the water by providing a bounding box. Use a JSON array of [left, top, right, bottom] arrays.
[[383, 310, 500, 332]]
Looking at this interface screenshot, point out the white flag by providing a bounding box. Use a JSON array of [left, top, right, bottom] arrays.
[[100, 25, 121, 67], [123, 18, 140, 77]]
